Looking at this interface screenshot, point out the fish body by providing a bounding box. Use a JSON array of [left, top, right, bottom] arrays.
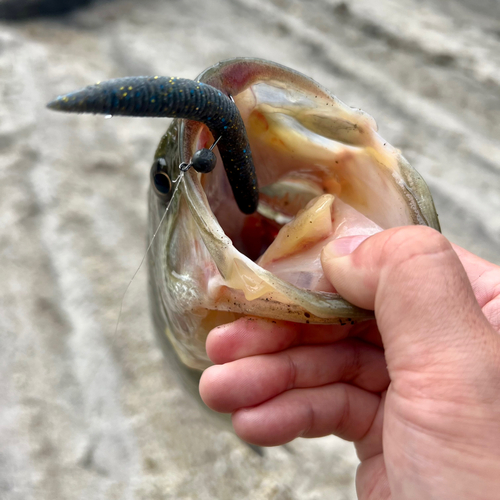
[[47, 57, 440, 411]]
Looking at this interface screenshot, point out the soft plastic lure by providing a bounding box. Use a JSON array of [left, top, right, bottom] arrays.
[[47, 76, 259, 214]]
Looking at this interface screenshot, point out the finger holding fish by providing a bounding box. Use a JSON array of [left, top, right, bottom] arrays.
[[205, 316, 381, 364]]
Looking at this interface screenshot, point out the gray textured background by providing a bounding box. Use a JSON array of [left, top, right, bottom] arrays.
[[1, 1, 499, 499]]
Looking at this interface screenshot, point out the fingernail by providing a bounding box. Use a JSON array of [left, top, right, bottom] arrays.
[[323, 235, 369, 258]]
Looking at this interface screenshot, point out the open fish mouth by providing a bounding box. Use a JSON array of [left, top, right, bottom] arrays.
[[193, 68, 431, 279], [146, 59, 439, 369], [147, 59, 440, 369], [47, 58, 440, 373]]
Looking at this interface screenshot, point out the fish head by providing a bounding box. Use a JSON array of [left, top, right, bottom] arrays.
[[149, 58, 440, 371]]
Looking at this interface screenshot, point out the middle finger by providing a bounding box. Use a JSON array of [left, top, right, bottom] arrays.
[[200, 338, 389, 413]]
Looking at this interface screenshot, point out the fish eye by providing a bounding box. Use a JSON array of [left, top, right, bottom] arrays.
[[151, 158, 172, 199], [153, 171, 172, 194]]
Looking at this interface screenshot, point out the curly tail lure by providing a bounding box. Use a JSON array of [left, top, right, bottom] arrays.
[[47, 76, 259, 214]]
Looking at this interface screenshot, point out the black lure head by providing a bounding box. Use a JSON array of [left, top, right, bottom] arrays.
[[190, 148, 217, 174]]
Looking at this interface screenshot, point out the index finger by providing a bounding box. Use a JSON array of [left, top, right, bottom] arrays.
[[205, 316, 378, 364]]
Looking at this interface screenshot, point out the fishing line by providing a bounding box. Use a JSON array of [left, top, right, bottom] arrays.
[[89, 134, 221, 391], [88, 168, 187, 390], [110, 135, 221, 348], [112, 171, 185, 339]]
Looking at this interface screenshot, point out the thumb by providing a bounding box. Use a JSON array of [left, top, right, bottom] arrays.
[[321, 226, 497, 375]]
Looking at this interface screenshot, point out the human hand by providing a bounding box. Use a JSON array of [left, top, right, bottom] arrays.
[[199, 226, 500, 499]]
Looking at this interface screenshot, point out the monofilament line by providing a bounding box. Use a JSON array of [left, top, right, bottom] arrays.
[[113, 171, 185, 339], [89, 170, 186, 390]]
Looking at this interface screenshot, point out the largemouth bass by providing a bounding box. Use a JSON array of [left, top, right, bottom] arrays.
[[48, 57, 439, 412]]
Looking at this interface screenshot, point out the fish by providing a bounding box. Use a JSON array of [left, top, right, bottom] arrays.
[[47, 57, 440, 415]]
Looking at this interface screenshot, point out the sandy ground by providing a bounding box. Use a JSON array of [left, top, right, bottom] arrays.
[[1, 0, 499, 499]]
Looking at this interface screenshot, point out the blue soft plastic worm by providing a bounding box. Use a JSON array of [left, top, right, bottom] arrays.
[[47, 76, 258, 214]]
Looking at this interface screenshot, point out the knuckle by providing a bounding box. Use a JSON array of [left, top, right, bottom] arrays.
[[379, 226, 452, 269]]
